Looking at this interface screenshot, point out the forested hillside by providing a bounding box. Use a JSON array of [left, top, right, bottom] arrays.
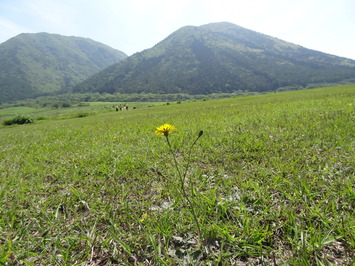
[[0, 33, 127, 103], [74, 22, 355, 95]]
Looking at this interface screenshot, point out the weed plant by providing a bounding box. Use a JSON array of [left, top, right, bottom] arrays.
[[0, 85, 354, 264]]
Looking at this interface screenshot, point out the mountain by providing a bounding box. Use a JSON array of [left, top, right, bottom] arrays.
[[0, 33, 127, 103], [74, 22, 355, 95]]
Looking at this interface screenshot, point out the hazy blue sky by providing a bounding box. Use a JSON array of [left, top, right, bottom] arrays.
[[1, 0, 354, 59]]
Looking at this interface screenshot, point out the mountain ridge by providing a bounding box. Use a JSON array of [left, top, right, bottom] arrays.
[[1, 22, 355, 103], [0, 33, 127, 103], [73, 22, 355, 95]]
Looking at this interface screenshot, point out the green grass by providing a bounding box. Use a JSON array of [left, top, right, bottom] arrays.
[[0, 101, 163, 126], [0, 85, 354, 264]]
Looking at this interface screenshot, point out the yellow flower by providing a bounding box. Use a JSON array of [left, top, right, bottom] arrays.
[[139, 213, 148, 222], [155, 124, 176, 136]]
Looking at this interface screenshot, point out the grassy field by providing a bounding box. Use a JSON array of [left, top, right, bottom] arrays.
[[0, 85, 354, 265], [0, 102, 164, 125]]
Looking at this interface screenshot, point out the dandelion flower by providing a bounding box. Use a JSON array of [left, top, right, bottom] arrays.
[[139, 213, 148, 222], [155, 124, 176, 136]]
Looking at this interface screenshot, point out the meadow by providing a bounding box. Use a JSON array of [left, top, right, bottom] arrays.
[[0, 85, 354, 265], [0, 101, 160, 125]]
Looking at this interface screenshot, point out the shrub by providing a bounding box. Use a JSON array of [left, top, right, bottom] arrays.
[[61, 102, 71, 108], [74, 112, 89, 118], [3, 115, 35, 126]]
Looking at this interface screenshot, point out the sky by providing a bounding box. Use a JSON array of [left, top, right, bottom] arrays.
[[1, 0, 355, 59]]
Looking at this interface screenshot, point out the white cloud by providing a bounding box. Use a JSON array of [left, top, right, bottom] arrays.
[[0, 17, 28, 32], [0, 17, 31, 43], [24, 0, 78, 31]]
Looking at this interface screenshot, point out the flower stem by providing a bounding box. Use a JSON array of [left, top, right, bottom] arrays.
[[165, 135, 202, 244], [183, 132, 203, 196]]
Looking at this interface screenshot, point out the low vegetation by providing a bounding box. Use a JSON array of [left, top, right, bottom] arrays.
[[0, 85, 354, 264], [3, 114, 35, 126]]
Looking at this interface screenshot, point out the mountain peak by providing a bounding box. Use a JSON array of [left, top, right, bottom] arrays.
[[0, 33, 127, 103], [74, 22, 355, 95]]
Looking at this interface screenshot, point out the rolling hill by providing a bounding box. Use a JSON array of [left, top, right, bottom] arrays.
[[0, 33, 127, 103], [74, 22, 355, 95]]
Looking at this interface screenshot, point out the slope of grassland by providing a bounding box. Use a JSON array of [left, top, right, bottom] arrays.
[[0, 101, 161, 125], [0, 85, 354, 264]]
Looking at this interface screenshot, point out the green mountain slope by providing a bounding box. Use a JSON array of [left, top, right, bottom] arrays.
[[74, 22, 355, 95], [0, 33, 127, 103]]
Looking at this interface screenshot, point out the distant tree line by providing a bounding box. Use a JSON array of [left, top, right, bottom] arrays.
[[1, 77, 355, 110], [0, 91, 257, 109]]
